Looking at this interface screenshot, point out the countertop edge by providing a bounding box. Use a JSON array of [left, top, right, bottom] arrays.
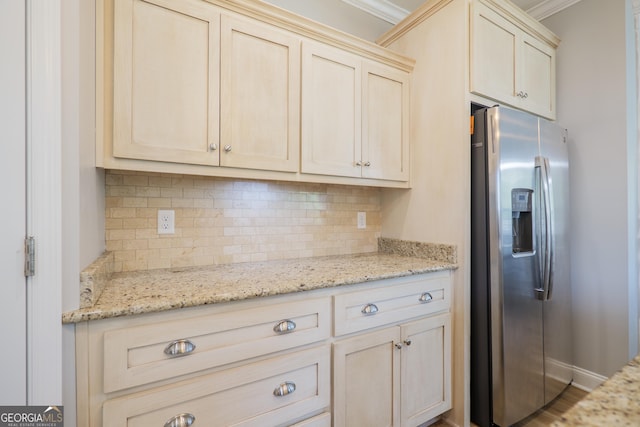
[[63, 260, 456, 324]]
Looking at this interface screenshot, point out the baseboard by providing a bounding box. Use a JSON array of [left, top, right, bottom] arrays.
[[571, 365, 608, 392]]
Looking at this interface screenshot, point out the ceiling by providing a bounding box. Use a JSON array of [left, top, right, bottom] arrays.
[[352, 0, 579, 22], [262, 0, 580, 41]]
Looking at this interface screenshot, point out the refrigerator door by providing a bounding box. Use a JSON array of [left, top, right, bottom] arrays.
[[486, 107, 544, 426], [539, 119, 573, 404]]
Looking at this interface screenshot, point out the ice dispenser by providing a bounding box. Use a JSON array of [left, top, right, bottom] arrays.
[[511, 188, 533, 253]]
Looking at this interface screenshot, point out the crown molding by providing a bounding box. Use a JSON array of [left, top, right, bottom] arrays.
[[525, 0, 583, 20], [341, 0, 410, 24]]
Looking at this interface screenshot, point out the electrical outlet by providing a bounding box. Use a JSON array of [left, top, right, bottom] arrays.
[[357, 212, 366, 229], [158, 210, 175, 234]]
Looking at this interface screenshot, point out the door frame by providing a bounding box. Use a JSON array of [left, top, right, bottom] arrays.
[[26, 0, 63, 404]]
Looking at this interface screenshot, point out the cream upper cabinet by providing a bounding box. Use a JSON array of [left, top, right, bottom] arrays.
[[362, 61, 410, 181], [302, 42, 410, 182], [100, 0, 414, 187], [301, 42, 362, 178], [112, 0, 300, 172], [112, 0, 220, 165], [470, 0, 558, 119], [220, 14, 300, 172]]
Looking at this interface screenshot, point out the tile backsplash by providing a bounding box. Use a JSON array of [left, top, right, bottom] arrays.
[[105, 170, 382, 272]]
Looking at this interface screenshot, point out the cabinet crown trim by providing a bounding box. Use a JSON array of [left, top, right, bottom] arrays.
[[202, 0, 415, 71]]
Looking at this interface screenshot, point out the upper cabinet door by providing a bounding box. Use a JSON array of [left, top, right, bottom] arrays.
[[362, 62, 410, 182], [470, 0, 557, 119], [220, 15, 301, 172], [301, 42, 362, 178], [520, 33, 555, 119], [113, 0, 220, 165], [470, 2, 518, 106]]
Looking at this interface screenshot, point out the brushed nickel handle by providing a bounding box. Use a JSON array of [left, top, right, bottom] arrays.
[[404, 339, 412, 346], [164, 339, 196, 357], [224, 145, 232, 152], [419, 292, 433, 303], [395, 343, 402, 349], [361, 303, 379, 315], [273, 381, 296, 397], [364, 161, 371, 167], [273, 319, 296, 334], [355, 160, 362, 166], [209, 143, 218, 151], [164, 413, 195, 427]]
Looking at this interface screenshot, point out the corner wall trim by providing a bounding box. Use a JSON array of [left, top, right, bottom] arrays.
[[571, 365, 608, 392]]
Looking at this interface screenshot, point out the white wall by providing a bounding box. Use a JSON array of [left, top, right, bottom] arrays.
[[543, 0, 638, 378], [61, 0, 105, 424]]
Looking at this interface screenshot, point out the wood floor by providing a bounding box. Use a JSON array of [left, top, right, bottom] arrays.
[[430, 385, 589, 427]]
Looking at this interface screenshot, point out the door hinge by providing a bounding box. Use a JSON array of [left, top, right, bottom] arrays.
[[24, 236, 35, 277]]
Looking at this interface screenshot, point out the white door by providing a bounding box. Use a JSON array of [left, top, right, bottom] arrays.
[[0, 0, 27, 405]]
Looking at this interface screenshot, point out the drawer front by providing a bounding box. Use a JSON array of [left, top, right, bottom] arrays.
[[334, 273, 450, 336], [290, 412, 331, 427], [103, 297, 331, 393], [103, 346, 330, 427]]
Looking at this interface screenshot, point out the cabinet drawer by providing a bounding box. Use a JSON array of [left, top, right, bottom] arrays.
[[291, 412, 331, 427], [334, 273, 450, 336], [103, 345, 330, 427], [103, 297, 331, 393]]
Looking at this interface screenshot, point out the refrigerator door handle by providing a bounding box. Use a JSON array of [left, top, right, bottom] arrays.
[[535, 156, 553, 301]]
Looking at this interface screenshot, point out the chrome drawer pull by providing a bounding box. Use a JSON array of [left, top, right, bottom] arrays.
[[273, 319, 296, 334], [361, 303, 379, 315], [164, 413, 195, 427], [419, 292, 433, 303], [273, 381, 296, 397], [164, 339, 196, 357]]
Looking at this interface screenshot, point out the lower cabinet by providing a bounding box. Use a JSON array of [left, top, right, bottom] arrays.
[[77, 272, 452, 427], [333, 314, 451, 427]]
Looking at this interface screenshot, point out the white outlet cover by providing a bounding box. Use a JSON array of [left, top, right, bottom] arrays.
[[158, 210, 175, 234], [357, 212, 366, 229]]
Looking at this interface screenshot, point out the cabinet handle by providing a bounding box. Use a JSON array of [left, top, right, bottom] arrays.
[[419, 292, 433, 303], [164, 339, 196, 357], [209, 143, 218, 151], [355, 160, 362, 166], [224, 145, 232, 152], [395, 343, 402, 350], [361, 303, 379, 315], [164, 413, 195, 427], [364, 161, 371, 167], [273, 319, 296, 334], [273, 381, 296, 397], [404, 339, 412, 346]]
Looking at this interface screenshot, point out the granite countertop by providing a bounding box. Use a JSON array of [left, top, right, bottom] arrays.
[[552, 355, 640, 426], [63, 238, 457, 323]]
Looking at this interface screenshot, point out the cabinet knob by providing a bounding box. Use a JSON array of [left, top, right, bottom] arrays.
[[404, 339, 412, 346], [164, 413, 195, 427], [164, 339, 196, 357], [273, 319, 296, 334], [209, 143, 218, 151], [419, 292, 433, 303], [364, 161, 371, 167], [224, 145, 232, 152], [395, 343, 402, 350], [355, 160, 363, 166], [273, 381, 296, 397], [361, 303, 379, 315]]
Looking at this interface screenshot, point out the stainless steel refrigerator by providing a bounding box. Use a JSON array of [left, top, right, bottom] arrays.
[[470, 105, 573, 427]]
